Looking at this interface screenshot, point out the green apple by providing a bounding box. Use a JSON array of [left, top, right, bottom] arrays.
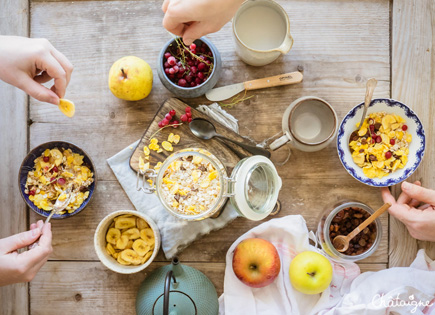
[[232, 238, 281, 288], [289, 251, 333, 295]]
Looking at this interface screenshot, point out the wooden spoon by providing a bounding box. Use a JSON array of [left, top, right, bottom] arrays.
[[333, 203, 391, 253]]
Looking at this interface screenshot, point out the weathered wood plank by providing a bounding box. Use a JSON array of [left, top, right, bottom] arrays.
[[0, 1, 29, 314], [29, 261, 386, 315], [29, 0, 390, 181], [29, 178, 388, 263], [390, 0, 435, 267]]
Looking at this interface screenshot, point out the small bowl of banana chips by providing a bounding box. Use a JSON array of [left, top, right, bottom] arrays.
[[94, 210, 160, 274]]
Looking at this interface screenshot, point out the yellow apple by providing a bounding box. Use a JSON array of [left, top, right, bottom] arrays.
[[232, 238, 281, 288], [289, 251, 333, 295], [108, 56, 153, 101]]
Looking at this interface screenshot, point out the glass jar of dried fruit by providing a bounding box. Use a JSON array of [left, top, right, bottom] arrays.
[[316, 200, 382, 262]]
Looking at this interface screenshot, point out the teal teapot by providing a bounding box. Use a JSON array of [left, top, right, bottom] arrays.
[[136, 257, 219, 315]]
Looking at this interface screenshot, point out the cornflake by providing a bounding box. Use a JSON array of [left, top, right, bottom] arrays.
[[349, 110, 411, 179]]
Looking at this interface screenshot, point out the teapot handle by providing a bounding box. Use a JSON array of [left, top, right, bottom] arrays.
[[163, 270, 177, 315]]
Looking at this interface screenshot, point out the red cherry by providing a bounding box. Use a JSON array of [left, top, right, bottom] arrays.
[[164, 68, 170, 75], [168, 56, 176, 66], [376, 136, 382, 143], [402, 125, 408, 131], [162, 118, 170, 126], [178, 79, 187, 87], [197, 72, 204, 80], [186, 112, 192, 118], [164, 52, 172, 59], [173, 65, 179, 73], [371, 133, 377, 139], [369, 125, 375, 132], [168, 68, 175, 75], [198, 63, 206, 71], [29, 190, 36, 196], [172, 120, 179, 128], [180, 114, 188, 122], [158, 121, 164, 128], [165, 113, 173, 121], [191, 66, 197, 74], [57, 178, 66, 185], [43, 156, 49, 162], [185, 107, 191, 113], [50, 177, 56, 182], [164, 61, 170, 68], [385, 151, 392, 159], [188, 118, 193, 123], [371, 138, 376, 144], [169, 109, 176, 117], [52, 166, 59, 173], [189, 43, 196, 50], [390, 139, 395, 145]]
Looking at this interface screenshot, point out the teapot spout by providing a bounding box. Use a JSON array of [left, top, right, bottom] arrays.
[[171, 257, 183, 277]]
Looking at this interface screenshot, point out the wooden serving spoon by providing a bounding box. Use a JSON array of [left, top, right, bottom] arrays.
[[333, 203, 391, 253]]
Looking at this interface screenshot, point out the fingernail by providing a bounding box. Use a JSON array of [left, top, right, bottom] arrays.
[[402, 181, 411, 190]]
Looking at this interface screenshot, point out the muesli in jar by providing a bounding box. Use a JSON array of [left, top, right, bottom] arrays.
[[159, 154, 220, 215]]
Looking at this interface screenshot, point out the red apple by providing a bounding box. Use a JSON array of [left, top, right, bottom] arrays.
[[232, 238, 281, 288]]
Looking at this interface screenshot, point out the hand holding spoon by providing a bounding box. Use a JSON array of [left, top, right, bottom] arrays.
[[333, 202, 390, 253], [358, 78, 377, 132], [189, 118, 271, 158]]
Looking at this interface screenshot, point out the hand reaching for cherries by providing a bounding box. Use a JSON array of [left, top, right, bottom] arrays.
[[162, 0, 245, 45]]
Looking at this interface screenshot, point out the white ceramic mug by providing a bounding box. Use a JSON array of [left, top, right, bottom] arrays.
[[232, 0, 294, 66], [269, 96, 338, 152]]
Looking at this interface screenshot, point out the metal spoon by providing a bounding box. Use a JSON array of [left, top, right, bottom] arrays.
[[28, 187, 74, 249], [332, 203, 390, 253], [358, 78, 378, 131], [189, 118, 271, 158]]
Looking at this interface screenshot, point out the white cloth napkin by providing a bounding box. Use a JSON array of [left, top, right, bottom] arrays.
[[219, 215, 359, 315], [107, 104, 241, 259], [219, 215, 435, 315]]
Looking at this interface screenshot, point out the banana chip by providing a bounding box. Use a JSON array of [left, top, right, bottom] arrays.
[[133, 239, 150, 256], [115, 217, 136, 229], [58, 98, 75, 118], [105, 215, 156, 266], [136, 218, 149, 230], [116, 235, 129, 250], [122, 228, 140, 240], [106, 228, 121, 245], [121, 249, 142, 265]]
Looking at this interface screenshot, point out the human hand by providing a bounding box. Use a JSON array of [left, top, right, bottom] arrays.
[[0, 220, 53, 286], [162, 0, 244, 45], [381, 181, 435, 242], [0, 35, 73, 105]]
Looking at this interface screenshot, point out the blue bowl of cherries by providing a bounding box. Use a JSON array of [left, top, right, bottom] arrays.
[[157, 37, 222, 98]]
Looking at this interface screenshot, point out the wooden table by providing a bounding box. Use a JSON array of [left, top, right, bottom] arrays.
[[1, 0, 434, 314]]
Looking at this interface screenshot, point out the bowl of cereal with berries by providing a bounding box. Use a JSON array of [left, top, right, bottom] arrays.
[[19, 141, 96, 219], [157, 37, 222, 98], [337, 99, 425, 187]]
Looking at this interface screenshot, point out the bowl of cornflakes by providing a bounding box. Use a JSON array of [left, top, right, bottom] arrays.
[[94, 210, 160, 274], [337, 99, 425, 187], [18, 141, 96, 218]]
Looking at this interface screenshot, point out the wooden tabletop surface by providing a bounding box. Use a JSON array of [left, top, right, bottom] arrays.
[[1, 0, 434, 314]]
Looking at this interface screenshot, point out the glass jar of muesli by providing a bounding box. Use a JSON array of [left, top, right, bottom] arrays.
[[316, 200, 382, 262], [137, 148, 282, 221]]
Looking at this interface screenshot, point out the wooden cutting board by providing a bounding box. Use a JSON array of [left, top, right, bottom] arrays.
[[129, 98, 254, 173]]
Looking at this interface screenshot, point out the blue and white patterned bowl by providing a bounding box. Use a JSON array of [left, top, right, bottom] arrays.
[[18, 141, 96, 219], [337, 99, 425, 187]]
